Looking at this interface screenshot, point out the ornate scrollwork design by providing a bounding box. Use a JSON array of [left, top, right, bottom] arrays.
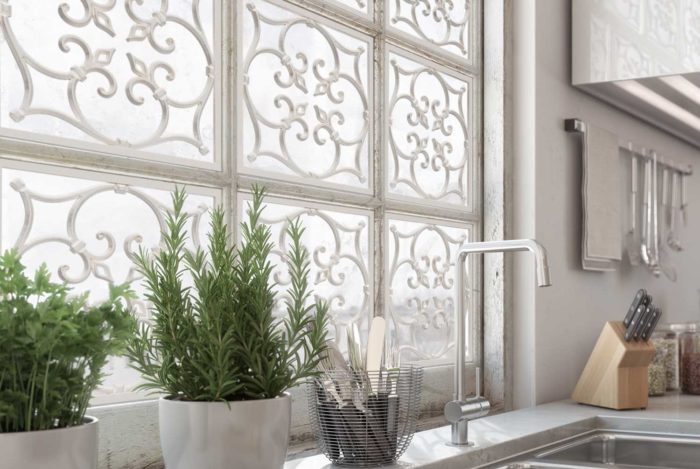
[[388, 218, 469, 361], [8, 175, 209, 321], [387, 53, 470, 206], [0, 0, 213, 159], [242, 0, 370, 187], [244, 197, 371, 343], [389, 0, 471, 59]]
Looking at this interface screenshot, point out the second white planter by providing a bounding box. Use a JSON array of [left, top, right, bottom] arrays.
[[0, 417, 98, 469], [159, 394, 292, 469]]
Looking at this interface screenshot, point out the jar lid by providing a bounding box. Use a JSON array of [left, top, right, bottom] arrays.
[[656, 322, 700, 333]]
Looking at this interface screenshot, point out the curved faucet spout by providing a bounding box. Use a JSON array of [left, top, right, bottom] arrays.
[[457, 239, 551, 287], [448, 238, 551, 446]]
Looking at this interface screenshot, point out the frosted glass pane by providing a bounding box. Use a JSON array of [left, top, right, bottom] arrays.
[[387, 51, 472, 207], [0, 1, 215, 162], [0, 166, 216, 400], [241, 0, 372, 189], [388, 0, 473, 61], [239, 194, 372, 353], [387, 216, 473, 363], [329, 0, 371, 16]]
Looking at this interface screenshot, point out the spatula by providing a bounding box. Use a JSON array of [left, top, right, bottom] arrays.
[[365, 317, 385, 395]]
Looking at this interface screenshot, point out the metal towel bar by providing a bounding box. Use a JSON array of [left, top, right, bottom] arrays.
[[565, 118, 693, 176]]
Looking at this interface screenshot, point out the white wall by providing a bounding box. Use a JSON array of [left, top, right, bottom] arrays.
[[511, 0, 700, 408]]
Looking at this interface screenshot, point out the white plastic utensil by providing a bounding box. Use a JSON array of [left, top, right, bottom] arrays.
[[365, 317, 385, 395]]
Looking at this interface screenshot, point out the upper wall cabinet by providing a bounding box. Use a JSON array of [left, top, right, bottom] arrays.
[[572, 0, 700, 148]]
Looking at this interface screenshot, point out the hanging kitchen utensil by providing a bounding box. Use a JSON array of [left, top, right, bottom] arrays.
[[681, 173, 688, 226], [668, 171, 684, 251], [650, 151, 661, 277], [640, 155, 653, 268], [625, 144, 642, 265], [657, 166, 677, 281]]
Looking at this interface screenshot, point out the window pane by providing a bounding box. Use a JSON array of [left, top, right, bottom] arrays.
[[386, 49, 474, 209], [0, 1, 216, 163], [327, 0, 372, 17], [241, 0, 372, 190], [239, 193, 372, 352], [387, 0, 473, 61], [386, 215, 474, 363], [0, 163, 218, 402]]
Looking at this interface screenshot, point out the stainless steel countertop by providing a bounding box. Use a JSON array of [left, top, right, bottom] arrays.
[[285, 393, 700, 469]]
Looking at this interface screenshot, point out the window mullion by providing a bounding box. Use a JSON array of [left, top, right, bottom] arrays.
[[372, 0, 385, 323], [225, 0, 238, 240]]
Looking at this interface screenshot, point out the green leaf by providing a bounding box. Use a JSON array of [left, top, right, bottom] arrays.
[[125, 185, 328, 402]]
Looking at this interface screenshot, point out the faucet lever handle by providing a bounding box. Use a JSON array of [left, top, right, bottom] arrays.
[[475, 366, 482, 398]]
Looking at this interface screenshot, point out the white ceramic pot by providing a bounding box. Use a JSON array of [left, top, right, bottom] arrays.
[[159, 393, 292, 469], [0, 417, 98, 469]]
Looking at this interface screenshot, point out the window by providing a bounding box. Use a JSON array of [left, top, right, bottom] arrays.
[[0, 0, 482, 404]]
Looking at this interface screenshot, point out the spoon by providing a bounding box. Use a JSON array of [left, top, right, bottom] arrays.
[[668, 171, 684, 252]]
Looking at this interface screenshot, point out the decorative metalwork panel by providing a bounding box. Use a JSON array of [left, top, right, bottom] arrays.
[[0, 0, 484, 407], [0, 164, 217, 400], [0, 0, 215, 163], [241, 0, 372, 190], [386, 215, 474, 363], [387, 0, 473, 62], [238, 193, 372, 352], [386, 50, 473, 209]]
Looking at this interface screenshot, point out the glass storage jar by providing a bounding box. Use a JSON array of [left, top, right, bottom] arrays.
[[648, 344, 667, 396], [680, 323, 700, 395], [651, 324, 683, 391]]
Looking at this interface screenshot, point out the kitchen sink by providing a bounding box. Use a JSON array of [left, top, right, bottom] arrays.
[[483, 431, 700, 469]]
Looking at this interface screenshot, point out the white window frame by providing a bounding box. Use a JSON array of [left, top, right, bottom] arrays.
[[0, 0, 503, 466]]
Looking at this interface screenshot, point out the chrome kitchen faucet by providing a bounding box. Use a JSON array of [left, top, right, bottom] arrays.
[[445, 239, 551, 446]]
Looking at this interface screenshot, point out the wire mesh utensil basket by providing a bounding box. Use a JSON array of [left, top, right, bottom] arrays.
[[307, 365, 423, 467]]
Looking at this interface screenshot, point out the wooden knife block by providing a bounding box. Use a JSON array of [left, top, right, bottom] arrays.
[[572, 321, 656, 410]]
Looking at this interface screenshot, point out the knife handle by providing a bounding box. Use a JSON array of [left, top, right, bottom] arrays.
[[625, 304, 646, 342], [637, 305, 654, 340], [624, 289, 647, 328], [633, 305, 652, 341], [641, 308, 662, 342]]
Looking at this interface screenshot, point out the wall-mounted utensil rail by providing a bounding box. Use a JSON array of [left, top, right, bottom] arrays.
[[565, 118, 693, 176], [566, 117, 692, 279]]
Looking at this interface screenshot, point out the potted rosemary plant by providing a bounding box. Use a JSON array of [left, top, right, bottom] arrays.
[[0, 250, 135, 469], [127, 187, 328, 469]]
